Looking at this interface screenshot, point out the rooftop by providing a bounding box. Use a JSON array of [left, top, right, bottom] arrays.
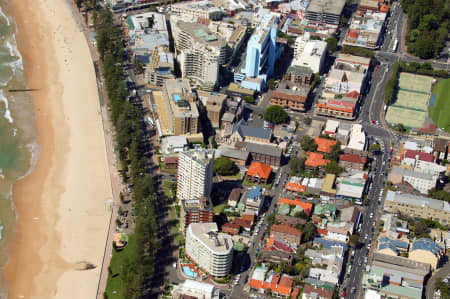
[[271, 224, 303, 236], [305, 152, 330, 168], [188, 222, 233, 254], [322, 174, 337, 194], [176, 21, 227, 48], [390, 167, 435, 181], [234, 120, 272, 140], [247, 162, 272, 179], [287, 65, 314, 77], [279, 198, 313, 215], [314, 137, 337, 153], [340, 153, 367, 164], [307, 0, 346, 15], [411, 238, 443, 255], [372, 252, 431, 274], [219, 147, 249, 161], [404, 150, 435, 163], [243, 142, 282, 157]]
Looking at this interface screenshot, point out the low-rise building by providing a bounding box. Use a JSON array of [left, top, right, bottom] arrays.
[[270, 84, 311, 112], [339, 153, 367, 170], [186, 223, 233, 277], [343, 10, 387, 49], [164, 156, 179, 169], [219, 147, 249, 168], [285, 65, 314, 85], [362, 252, 430, 299], [345, 124, 367, 155], [384, 191, 450, 225], [227, 188, 242, 208], [409, 238, 444, 270], [275, 214, 308, 227], [293, 40, 327, 73], [305, 152, 330, 170], [401, 150, 446, 176], [270, 224, 303, 246], [173, 280, 221, 299], [242, 142, 283, 167], [228, 120, 272, 145], [248, 266, 299, 297], [320, 174, 337, 200], [221, 222, 241, 235], [161, 136, 188, 155], [246, 162, 272, 185], [336, 175, 367, 202], [260, 236, 296, 265], [308, 268, 339, 285], [315, 137, 337, 153], [244, 185, 265, 215], [389, 167, 436, 194], [302, 284, 334, 299]]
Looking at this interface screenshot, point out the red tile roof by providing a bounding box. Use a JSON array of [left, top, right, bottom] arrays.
[[303, 284, 333, 299], [279, 198, 313, 215], [247, 162, 272, 179], [345, 90, 360, 98], [314, 137, 337, 153], [277, 275, 294, 296], [222, 223, 240, 235], [271, 224, 303, 236], [241, 214, 255, 224], [348, 29, 359, 39], [317, 228, 329, 236], [235, 218, 252, 229], [305, 152, 330, 168], [340, 153, 367, 164], [264, 236, 296, 253], [164, 156, 179, 163], [404, 150, 434, 162]]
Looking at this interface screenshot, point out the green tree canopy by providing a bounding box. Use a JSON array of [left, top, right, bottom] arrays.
[[302, 222, 317, 242], [243, 96, 255, 104], [325, 37, 338, 53], [289, 156, 306, 175], [267, 79, 277, 90], [324, 160, 343, 175], [214, 157, 238, 176], [264, 105, 289, 124], [300, 135, 318, 152]]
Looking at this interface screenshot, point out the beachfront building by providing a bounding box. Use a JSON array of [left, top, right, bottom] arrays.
[[384, 191, 450, 225], [173, 280, 222, 299], [145, 46, 175, 86], [172, 19, 230, 90], [177, 149, 215, 200], [185, 223, 233, 277], [180, 196, 214, 232], [233, 14, 281, 92], [152, 79, 200, 138]]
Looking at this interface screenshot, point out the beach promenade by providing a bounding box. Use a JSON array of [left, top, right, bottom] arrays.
[[5, 0, 119, 298]]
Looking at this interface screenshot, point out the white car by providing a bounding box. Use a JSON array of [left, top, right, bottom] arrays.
[[370, 212, 374, 218]]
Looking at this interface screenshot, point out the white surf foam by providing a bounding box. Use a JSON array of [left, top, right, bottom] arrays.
[[0, 6, 11, 27], [0, 89, 13, 123]]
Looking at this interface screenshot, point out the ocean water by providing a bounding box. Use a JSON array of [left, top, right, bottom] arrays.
[[0, 1, 38, 296]]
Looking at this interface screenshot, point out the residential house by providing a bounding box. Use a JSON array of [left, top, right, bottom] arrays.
[[246, 162, 272, 184], [270, 224, 303, 246], [314, 137, 337, 154], [227, 188, 242, 208], [275, 214, 308, 227], [320, 174, 337, 200], [244, 185, 265, 215], [248, 266, 299, 297], [302, 284, 333, 299], [260, 236, 296, 265], [339, 153, 367, 170], [305, 152, 330, 170], [221, 223, 241, 235]]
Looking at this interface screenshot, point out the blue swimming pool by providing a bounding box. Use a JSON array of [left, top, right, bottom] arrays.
[[183, 266, 198, 278]]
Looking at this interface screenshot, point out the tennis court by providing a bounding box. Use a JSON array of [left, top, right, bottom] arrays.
[[385, 106, 427, 128], [398, 72, 434, 93], [392, 90, 428, 111]]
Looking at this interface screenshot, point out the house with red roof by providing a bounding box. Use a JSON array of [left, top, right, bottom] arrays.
[[339, 153, 367, 170], [248, 266, 299, 298], [221, 223, 240, 235], [314, 137, 337, 153], [305, 152, 330, 169], [260, 236, 295, 265], [270, 224, 303, 245], [246, 161, 272, 184], [302, 284, 334, 299]]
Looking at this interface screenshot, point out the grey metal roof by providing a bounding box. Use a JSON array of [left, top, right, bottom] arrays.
[[378, 242, 398, 254], [221, 112, 235, 123], [379, 236, 409, 249], [245, 142, 282, 157], [287, 65, 314, 77], [386, 191, 450, 212], [412, 238, 442, 256], [220, 148, 249, 161], [234, 120, 272, 140], [391, 167, 434, 180], [372, 252, 431, 275]]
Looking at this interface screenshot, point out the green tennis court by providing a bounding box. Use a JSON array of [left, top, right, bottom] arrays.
[[398, 72, 434, 93], [386, 106, 427, 128]]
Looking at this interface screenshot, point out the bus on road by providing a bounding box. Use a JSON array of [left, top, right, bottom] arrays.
[[392, 39, 398, 52]]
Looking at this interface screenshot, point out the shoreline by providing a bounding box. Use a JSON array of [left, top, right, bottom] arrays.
[[5, 0, 113, 297]]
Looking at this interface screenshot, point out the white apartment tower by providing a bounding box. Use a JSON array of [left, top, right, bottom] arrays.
[[177, 149, 215, 200], [186, 223, 233, 277]]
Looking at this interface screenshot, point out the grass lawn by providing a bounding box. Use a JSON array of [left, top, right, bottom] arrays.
[[162, 180, 177, 199], [242, 178, 273, 189], [429, 78, 450, 132], [104, 234, 137, 298], [220, 172, 243, 180], [213, 201, 228, 214]]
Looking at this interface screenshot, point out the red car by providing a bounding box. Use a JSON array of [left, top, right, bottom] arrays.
[[372, 120, 376, 124]]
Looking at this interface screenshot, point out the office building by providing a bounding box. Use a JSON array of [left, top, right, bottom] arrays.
[[177, 149, 215, 200], [197, 90, 227, 129], [293, 40, 327, 73], [384, 191, 450, 225], [285, 65, 314, 85], [180, 196, 214, 232], [186, 223, 233, 277], [173, 19, 230, 89], [305, 0, 346, 25], [234, 14, 280, 91], [409, 238, 444, 270]]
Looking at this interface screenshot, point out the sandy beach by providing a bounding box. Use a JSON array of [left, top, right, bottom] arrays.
[[5, 0, 113, 297]]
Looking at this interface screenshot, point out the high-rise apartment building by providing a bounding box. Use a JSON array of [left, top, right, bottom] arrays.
[[172, 19, 230, 90], [186, 223, 233, 277], [234, 13, 280, 91], [177, 149, 215, 200]]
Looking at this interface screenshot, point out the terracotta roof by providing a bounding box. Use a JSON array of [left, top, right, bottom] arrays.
[[292, 287, 301, 299], [404, 150, 434, 162], [235, 218, 252, 229], [241, 214, 255, 224], [279, 198, 313, 215], [305, 152, 330, 168], [339, 153, 367, 164], [272, 90, 307, 103], [247, 162, 272, 179], [314, 137, 337, 153], [347, 29, 359, 39], [164, 156, 179, 163], [271, 224, 303, 236], [317, 103, 354, 113], [380, 4, 390, 12], [418, 123, 437, 135], [345, 90, 360, 98], [277, 275, 294, 296], [286, 182, 307, 193], [303, 284, 333, 299], [317, 228, 328, 236]]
